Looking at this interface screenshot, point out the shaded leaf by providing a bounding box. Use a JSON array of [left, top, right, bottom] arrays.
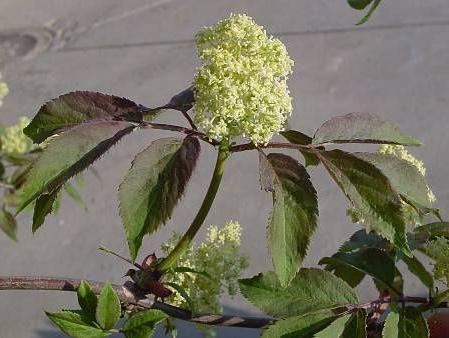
[[165, 87, 195, 112], [401, 255, 433, 289], [341, 311, 366, 338], [382, 307, 429, 338], [24, 91, 143, 143], [316, 149, 411, 256], [77, 280, 98, 321], [95, 282, 121, 330], [373, 268, 404, 297], [239, 269, 357, 318], [320, 248, 396, 292], [165, 282, 193, 310], [0, 208, 17, 241], [119, 136, 200, 261], [348, 0, 373, 10], [46, 311, 108, 338], [32, 188, 60, 233], [123, 309, 167, 338], [18, 121, 135, 213], [259, 153, 318, 286], [280, 130, 321, 166], [172, 266, 212, 280], [312, 113, 421, 146], [354, 152, 432, 208], [356, 0, 382, 25], [262, 313, 336, 338], [414, 222, 449, 241]]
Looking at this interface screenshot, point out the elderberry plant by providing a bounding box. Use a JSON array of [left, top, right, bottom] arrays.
[[3, 9, 449, 338]]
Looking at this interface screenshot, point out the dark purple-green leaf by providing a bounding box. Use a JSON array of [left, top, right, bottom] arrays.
[[280, 130, 321, 167], [18, 121, 135, 214], [312, 113, 421, 146], [24, 91, 144, 143], [316, 149, 411, 256], [119, 136, 200, 261], [259, 153, 318, 286]]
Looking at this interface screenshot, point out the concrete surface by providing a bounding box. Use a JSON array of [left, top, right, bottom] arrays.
[[1, 1, 449, 337]]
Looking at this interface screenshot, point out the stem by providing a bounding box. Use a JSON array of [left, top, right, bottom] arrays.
[[230, 141, 319, 153], [156, 146, 230, 273]]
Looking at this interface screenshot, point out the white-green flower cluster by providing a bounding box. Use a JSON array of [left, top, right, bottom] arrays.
[[161, 221, 248, 314], [0, 74, 8, 108], [0, 117, 34, 154], [193, 13, 294, 145], [425, 237, 449, 287]]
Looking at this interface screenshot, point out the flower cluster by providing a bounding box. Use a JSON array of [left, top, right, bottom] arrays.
[[425, 237, 449, 287], [193, 13, 294, 145], [161, 221, 248, 314], [0, 117, 34, 154], [0, 74, 8, 108]]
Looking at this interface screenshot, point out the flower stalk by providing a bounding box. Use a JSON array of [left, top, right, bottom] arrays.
[[156, 144, 230, 273]]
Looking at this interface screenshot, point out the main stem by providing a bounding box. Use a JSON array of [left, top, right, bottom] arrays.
[[157, 145, 229, 273]]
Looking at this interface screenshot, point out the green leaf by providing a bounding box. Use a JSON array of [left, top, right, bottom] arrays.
[[341, 311, 366, 338], [123, 309, 167, 338], [316, 149, 411, 256], [320, 248, 396, 292], [315, 314, 352, 338], [354, 152, 432, 208], [46, 311, 108, 338], [414, 222, 449, 241], [95, 282, 121, 330], [0, 208, 17, 241], [165, 282, 194, 310], [348, 0, 373, 10], [77, 280, 98, 321], [280, 130, 321, 167], [32, 189, 60, 233], [262, 313, 336, 338], [239, 269, 357, 318], [259, 153, 318, 286], [18, 121, 135, 214], [24, 91, 143, 144], [312, 113, 421, 146], [401, 255, 434, 289], [119, 136, 200, 261], [356, 0, 382, 25], [382, 307, 429, 338]]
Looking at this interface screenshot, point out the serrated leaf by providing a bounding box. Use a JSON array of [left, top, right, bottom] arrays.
[[77, 280, 98, 321], [354, 152, 432, 208], [262, 313, 336, 338], [280, 130, 321, 167], [123, 309, 167, 338], [315, 314, 352, 338], [382, 307, 429, 338], [401, 255, 434, 289], [316, 149, 411, 256], [312, 113, 421, 146], [0, 208, 17, 241], [348, 0, 373, 10], [119, 136, 200, 261], [32, 188, 60, 233], [239, 269, 357, 318], [46, 311, 108, 338], [24, 91, 143, 143], [18, 121, 135, 214], [341, 311, 366, 338], [320, 248, 396, 292], [259, 153, 318, 286], [95, 282, 121, 330]]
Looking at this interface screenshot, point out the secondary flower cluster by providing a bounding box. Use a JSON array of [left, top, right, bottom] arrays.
[[161, 221, 248, 314], [193, 13, 294, 145], [0, 117, 34, 154], [425, 236, 449, 287], [0, 74, 8, 108]]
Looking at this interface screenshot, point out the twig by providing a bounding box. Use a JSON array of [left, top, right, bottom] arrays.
[[140, 121, 219, 146], [1, 276, 448, 329], [230, 142, 319, 153]]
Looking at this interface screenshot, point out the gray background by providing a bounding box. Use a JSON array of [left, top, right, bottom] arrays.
[[1, 1, 449, 337]]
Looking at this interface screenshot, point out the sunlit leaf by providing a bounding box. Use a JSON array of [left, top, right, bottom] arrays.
[[123, 309, 167, 338], [260, 153, 318, 286], [77, 280, 98, 321], [262, 313, 336, 338], [312, 113, 421, 146], [119, 136, 200, 260], [95, 282, 121, 330], [382, 307, 429, 338], [46, 311, 108, 338]]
